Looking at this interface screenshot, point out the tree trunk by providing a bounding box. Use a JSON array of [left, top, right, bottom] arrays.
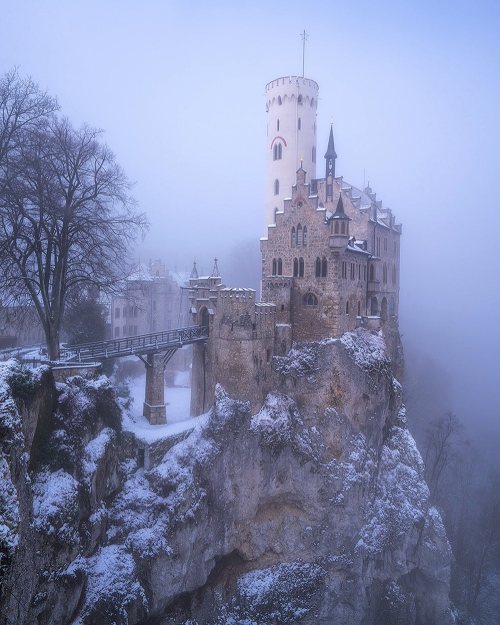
[[46, 324, 60, 361]]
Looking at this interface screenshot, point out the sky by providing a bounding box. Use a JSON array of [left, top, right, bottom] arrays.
[[1, 0, 500, 435]]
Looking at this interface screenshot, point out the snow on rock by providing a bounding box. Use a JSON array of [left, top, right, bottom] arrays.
[[250, 392, 314, 458], [82, 427, 115, 483], [227, 562, 325, 624], [32, 469, 79, 543], [340, 328, 389, 372], [0, 456, 19, 553], [69, 545, 148, 625], [273, 343, 319, 378], [355, 426, 429, 555]]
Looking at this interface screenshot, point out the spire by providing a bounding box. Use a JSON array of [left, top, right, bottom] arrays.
[[190, 260, 198, 279], [324, 124, 337, 161], [211, 257, 220, 277], [325, 124, 337, 201]]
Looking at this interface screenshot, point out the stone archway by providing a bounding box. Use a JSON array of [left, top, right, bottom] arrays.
[[199, 306, 209, 333]]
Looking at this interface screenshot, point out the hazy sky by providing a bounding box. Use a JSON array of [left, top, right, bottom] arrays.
[[1, 0, 500, 433]]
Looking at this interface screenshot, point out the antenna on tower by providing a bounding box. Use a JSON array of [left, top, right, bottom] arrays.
[[300, 30, 308, 78]]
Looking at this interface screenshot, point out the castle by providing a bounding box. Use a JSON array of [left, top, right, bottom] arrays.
[[189, 75, 402, 416]]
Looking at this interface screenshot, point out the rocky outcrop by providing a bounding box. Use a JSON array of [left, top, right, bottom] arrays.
[[0, 329, 453, 625]]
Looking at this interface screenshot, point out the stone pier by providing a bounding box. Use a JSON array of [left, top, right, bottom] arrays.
[[143, 352, 167, 425]]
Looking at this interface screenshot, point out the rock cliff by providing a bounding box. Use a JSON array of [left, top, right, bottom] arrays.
[[0, 328, 453, 625]]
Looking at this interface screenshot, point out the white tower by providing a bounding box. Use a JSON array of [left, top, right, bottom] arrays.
[[265, 75, 319, 228]]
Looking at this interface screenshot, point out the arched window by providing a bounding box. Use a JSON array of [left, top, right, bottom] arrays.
[[299, 257, 304, 277], [278, 96, 282, 105], [321, 257, 327, 277], [312, 146, 316, 163], [381, 297, 388, 321], [293, 258, 299, 277], [277, 119, 280, 131], [357, 301, 361, 316], [334, 221, 339, 234], [273, 144, 277, 160], [298, 94, 303, 105], [303, 293, 318, 306], [298, 117, 301, 130], [277, 258, 283, 275], [278, 143, 282, 159], [297, 223, 303, 246], [383, 263, 387, 284], [346, 300, 349, 314], [370, 297, 379, 316], [341, 221, 346, 234], [315, 257, 321, 277], [274, 179, 279, 195], [272, 258, 277, 275], [291, 226, 296, 247], [389, 297, 395, 316], [303, 225, 307, 245]]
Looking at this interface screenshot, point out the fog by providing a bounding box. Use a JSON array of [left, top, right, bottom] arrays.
[[2, 0, 499, 438]]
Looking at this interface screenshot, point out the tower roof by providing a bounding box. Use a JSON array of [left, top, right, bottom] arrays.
[[331, 191, 351, 220], [324, 124, 337, 160]]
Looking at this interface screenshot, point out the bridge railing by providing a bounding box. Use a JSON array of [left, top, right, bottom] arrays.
[[62, 325, 208, 362]]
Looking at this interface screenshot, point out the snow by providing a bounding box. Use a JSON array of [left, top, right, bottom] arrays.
[[340, 328, 389, 371], [0, 455, 19, 552], [32, 469, 79, 542], [121, 371, 208, 443], [355, 426, 429, 555], [69, 545, 147, 624], [83, 428, 115, 482]]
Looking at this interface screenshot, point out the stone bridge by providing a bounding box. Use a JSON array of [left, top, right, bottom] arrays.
[[63, 325, 208, 424]]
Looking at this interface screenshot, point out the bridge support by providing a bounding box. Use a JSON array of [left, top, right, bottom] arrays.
[[143, 353, 167, 424]]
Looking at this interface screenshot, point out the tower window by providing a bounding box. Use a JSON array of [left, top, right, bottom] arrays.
[[278, 96, 282, 105], [296, 223, 303, 246], [277, 119, 280, 131], [291, 226, 296, 247], [293, 258, 299, 277], [383, 263, 387, 284], [298, 94, 303, 105], [274, 179, 279, 195], [357, 301, 361, 316], [298, 117, 301, 130], [303, 293, 318, 306], [312, 146, 316, 163], [321, 257, 327, 277], [369, 264, 375, 281], [346, 300, 349, 314], [277, 258, 283, 275], [273, 143, 283, 160], [303, 225, 307, 245], [299, 257, 304, 277], [334, 222, 339, 234]]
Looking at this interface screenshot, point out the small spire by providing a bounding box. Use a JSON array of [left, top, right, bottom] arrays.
[[211, 257, 220, 277], [190, 260, 198, 279], [324, 124, 337, 160], [332, 189, 350, 220]]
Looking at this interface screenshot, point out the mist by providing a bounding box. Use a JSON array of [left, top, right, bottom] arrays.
[[2, 0, 499, 437]]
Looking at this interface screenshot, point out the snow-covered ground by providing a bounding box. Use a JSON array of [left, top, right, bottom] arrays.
[[121, 370, 208, 444]]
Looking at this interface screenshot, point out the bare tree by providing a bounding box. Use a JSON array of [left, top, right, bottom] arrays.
[[0, 72, 147, 359], [0, 68, 57, 167], [423, 411, 462, 501]]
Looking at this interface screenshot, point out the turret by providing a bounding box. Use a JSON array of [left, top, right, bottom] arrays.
[[264, 75, 319, 229], [329, 191, 351, 249]]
